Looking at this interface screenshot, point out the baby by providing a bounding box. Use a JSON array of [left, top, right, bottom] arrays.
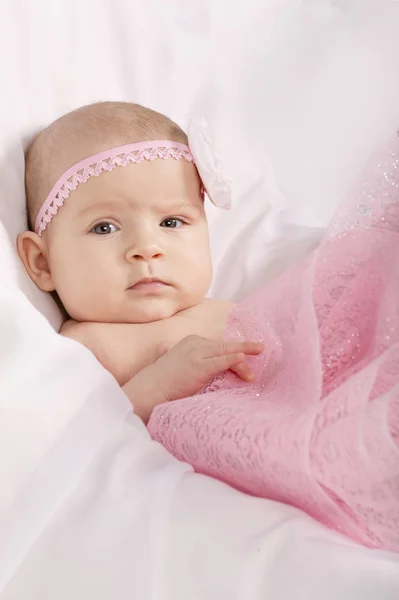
[[18, 101, 399, 552], [18, 101, 263, 422]]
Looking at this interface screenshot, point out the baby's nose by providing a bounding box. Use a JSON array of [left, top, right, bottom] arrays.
[[125, 244, 163, 262]]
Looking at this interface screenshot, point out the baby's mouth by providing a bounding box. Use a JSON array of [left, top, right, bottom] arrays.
[[127, 277, 170, 293]]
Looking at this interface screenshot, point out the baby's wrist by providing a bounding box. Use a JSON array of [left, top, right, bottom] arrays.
[[122, 365, 168, 424]]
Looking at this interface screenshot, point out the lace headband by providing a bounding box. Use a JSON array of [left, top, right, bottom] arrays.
[[34, 140, 196, 235]]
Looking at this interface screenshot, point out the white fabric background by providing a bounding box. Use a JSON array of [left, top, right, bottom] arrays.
[[1, 0, 399, 598]]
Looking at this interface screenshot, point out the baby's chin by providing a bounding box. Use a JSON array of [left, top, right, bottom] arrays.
[[122, 306, 181, 324], [119, 294, 203, 324], [114, 299, 202, 324], [67, 294, 204, 324], [85, 304, 190, 325]]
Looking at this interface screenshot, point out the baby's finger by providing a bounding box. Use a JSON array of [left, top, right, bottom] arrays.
[[208, 352, 246, 374], [208, 352, 257, 382], [214, 340, 264, 358], [230, 361, 256, 382]]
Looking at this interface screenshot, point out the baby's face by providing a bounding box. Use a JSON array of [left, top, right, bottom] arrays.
[[44, 158, 212, 323]]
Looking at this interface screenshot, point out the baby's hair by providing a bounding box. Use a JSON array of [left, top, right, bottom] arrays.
[[25, 101, 188, 230]]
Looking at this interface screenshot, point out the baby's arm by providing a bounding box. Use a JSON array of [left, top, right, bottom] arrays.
[[121, 361, 169, 423]]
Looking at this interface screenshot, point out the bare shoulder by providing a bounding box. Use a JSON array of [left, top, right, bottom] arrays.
[[59, 319, 164, 386], [171, 298, 236, 340], [60, 319, 114, 350], [59, 319, 113, 366], [205, 297, 236, 313], [187, 298, 235, 320], [59, 319, 91, 342], [60, 319, 139, 346]]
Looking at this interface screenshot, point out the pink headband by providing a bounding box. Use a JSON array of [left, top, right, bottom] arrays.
[[34, 140, 196, 235]]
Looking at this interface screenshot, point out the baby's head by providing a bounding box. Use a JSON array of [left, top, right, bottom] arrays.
[[18, 102, 212, 324]]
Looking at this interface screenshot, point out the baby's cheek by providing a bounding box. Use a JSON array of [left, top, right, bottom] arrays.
[[187, 253, 212, 296], [53, 265, 97, 319]]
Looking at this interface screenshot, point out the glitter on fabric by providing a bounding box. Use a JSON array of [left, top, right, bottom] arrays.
[[148, 134, 399, 552]]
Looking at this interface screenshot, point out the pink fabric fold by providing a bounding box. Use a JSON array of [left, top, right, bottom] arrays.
[[148, 134, 399, 552]]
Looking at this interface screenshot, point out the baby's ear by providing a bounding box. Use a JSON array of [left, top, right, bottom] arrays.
[[17, 231, 55, 292]]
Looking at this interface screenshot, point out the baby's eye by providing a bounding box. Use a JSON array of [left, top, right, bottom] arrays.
[[91, 222, 118, 235], [160, 217, 184, 229]]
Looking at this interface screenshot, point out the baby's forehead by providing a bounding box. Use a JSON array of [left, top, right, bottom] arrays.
[[74, 154, 200, 197], [64, 163, 198, 214], [73, 187, 202, 215]]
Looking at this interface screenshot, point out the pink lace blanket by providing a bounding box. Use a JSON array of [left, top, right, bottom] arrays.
[[148, 135, 399, 552]]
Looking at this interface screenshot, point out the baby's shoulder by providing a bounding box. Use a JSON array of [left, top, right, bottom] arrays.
[[59, 319, 163, 385], [173, 298, 236, 340], [190, 298, 235, 318], [59, 319, 113, 361], [60, 319, 151, 351], [59, 319, 90, 341]]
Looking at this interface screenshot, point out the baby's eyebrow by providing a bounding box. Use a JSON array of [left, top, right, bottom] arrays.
[[172, 203, 199, 212], [76, 202, 120, 217], [165, 202, 202, 215]]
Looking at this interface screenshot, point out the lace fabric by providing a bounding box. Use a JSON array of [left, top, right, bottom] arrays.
[[148, 133, 399, 552], [35, 141, 195, 236]]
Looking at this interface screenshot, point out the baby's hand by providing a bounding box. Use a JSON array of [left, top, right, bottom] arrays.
[[156, 335, 264, 403], [123, 335, 263, 423]]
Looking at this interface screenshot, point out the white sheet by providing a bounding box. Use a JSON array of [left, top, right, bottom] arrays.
[[1, 0, 399, 598]]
